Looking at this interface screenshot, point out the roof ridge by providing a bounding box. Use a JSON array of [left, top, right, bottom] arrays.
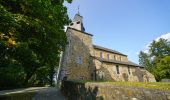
[[93, 57, 143, 67]]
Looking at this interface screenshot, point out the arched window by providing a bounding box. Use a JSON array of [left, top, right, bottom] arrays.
[[114, 55, 117, 60], [120, 56, 122, 61], [107, 54, 110, 60], [100, 52, 104, 58], [128, 66, 131, 75], [116, 65, 120, 74]]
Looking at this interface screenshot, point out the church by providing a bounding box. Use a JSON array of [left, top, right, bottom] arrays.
[[59, 13, 156, 82]]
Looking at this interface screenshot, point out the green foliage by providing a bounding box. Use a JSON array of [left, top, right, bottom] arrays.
[[139, 38, 170, 81], [0, 0, 72, 88], [139, 51, 152, 71], [154, 56, 170, 80], [149, 39, 170, 58]]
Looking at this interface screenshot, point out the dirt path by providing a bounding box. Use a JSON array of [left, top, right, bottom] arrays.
[[32, 87, 65, 100]]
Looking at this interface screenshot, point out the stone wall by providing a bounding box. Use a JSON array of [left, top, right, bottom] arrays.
[[94, 60, 156, 82], [60, 28, 94, 80], [61, 80, 170, 100]]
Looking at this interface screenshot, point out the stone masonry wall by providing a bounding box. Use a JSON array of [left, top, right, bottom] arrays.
[[94, 59, 156, 82], [61, 80, 170, 100], [60, 28, 94, 80]]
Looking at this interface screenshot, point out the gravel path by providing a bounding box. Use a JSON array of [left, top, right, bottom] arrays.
[[32, 87, 65, 100]]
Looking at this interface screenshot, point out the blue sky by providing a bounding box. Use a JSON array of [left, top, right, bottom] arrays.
[[64, 0, 170, 64]]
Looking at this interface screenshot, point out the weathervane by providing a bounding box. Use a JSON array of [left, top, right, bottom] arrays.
[[77, 5, 80, 15]]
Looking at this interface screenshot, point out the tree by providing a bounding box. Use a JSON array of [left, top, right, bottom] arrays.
[[139, 38, 170, 81], [139, 51, 152, 71], [0, 0, 72, 87], [149, 39, 170, 58], [154, 56, 170, 81]]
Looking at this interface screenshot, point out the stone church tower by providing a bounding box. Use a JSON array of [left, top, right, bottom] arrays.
[[59, 13, 94, 80]]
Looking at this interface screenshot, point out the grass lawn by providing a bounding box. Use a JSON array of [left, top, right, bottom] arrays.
[[66, 80, 170, 90], [88, 81, 170, 90]]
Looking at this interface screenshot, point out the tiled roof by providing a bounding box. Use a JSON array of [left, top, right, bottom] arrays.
[[93, 56, 143, 67], [93, 45, 127, 56]]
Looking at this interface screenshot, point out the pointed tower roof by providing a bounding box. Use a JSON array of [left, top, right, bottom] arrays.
[[73, 13, 83, 22], [73, 6, 82, 21]]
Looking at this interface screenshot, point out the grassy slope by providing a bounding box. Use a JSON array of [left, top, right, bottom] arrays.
[[68, 80, 170, 90], [87, 81, 170, 90]]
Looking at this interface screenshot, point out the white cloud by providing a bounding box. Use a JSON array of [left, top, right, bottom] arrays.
[[143, 33, 170, 53], [155, 33, 170, 41]]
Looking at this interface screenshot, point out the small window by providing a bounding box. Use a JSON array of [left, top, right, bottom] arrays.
[[116, 65, 119, 74], [100, 52, 104, 58], [77, 21, 80, 24], [70, 23, 74, 26], [77, 56, 83, 64], [114, 55, 117, 60], [99, 71, 104, 80], [128, 66, 131, 75], [120, 56, 122, 61], [107, 54, 110, 60]]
